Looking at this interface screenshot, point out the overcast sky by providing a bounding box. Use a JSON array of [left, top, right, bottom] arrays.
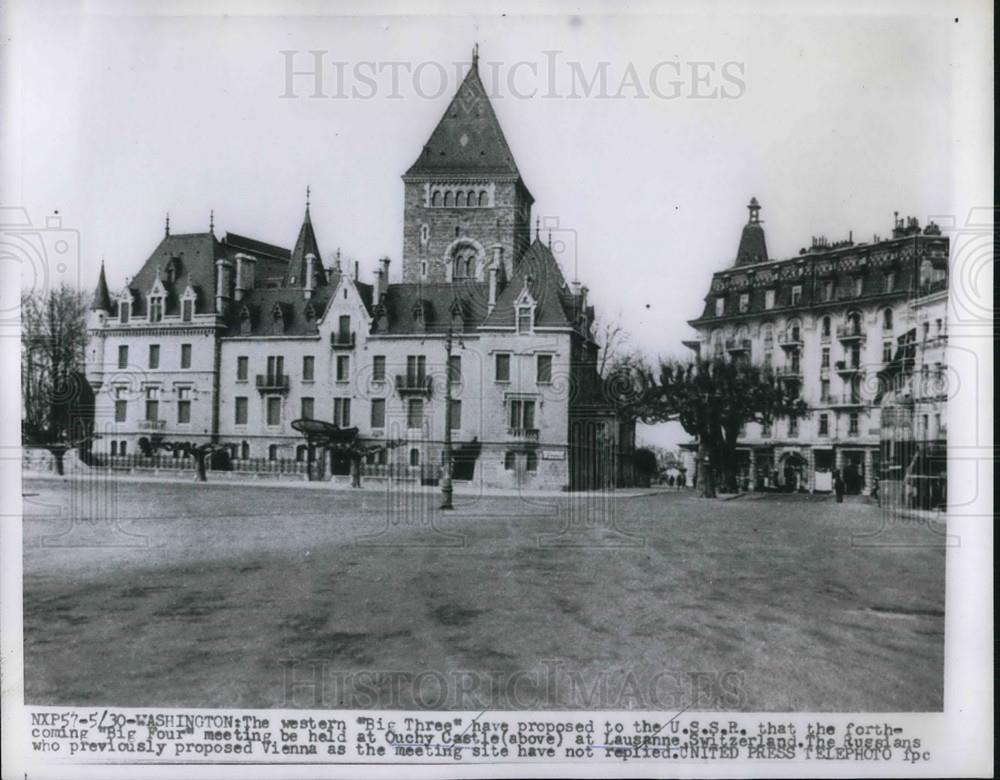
[[5, 0, 960, 448]]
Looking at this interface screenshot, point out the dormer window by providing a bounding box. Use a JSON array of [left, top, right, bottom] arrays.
[[517, 305, 533, 334], [119, 300, 130, 324], [240, 306, 252, 335], [271, 304, 285, 336], [149, 296, 163, 323], [180, 287, 196, 322]]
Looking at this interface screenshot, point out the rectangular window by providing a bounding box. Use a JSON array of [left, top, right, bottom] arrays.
[[237, 356, 249, 382], [180, 344, 192, 369], [235, 396, 248, 425], [715, 297, 725, 316], [406, 355, 427, 385], [854, 276, 864, 297], [764, 289, 775, 310], [110, 441, 118, 456], [182, 298, 193, 322], [821, 347, 830, 368], [788, 416, 798, 436], [884, 272, 895, 292], [537, 354, 553, 384], [504, 451, 516, 470], [882, 342, 893, 363], [119, 302, 130, 324], [509, 399, 536, 430], [301, 397, 314, 420], [791, 286, 802, 306], [849, 412, 860, 435], [266, 397, 281, 426], [333, 398, 351, 427], [372, 355, 386, 381], [449, 399, 462, 430], [818, 413, 828, 436], [763, 350, 772, 369], [177, 387, 191, 423], [761, 421, 771, 438], [267, 355, 284, 382], [114, 387, 127, 422], [820, 379, 830, 402], [148, 344, 159, 369], [370, 398, 385, 429], [850, 344, 861, 368], [516, 306, 533, 333], [302, 356, 315, 382], [144, 387, 159, 421], [336, 355, 350, 382], [822, 280, 834, 301], [495, 353, 511, 382], [407, 398, 423, 429], [738, 293, 749, 313], [149, 297, 163, 322], [338, 315, 350, 338], [117, 345, 128, 369], [448, 355, 462, 384]]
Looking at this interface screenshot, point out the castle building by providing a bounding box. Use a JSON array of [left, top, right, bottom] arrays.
[[683, 200, 949, 495], [85, 55, 633, 490]]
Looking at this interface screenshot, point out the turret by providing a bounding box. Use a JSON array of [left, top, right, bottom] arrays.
[[735, 197, 768, 266]]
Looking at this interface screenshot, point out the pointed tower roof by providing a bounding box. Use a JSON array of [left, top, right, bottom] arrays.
[[286, 189, 327, 287], [735, 197, 768, 266], [405, 58, 520, 177], [91, 261, 112, 311]]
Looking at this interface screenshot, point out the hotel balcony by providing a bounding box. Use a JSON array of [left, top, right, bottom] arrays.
[[138, 419, 166, 431], [836, 324, 865, 342], [777, 332, 803, 349], [256, 374, 290, 393], [834, 360, 862, 377], [725, 338, 752, 354], [330, 331, 356, 349], [830, 393, 866, 409], [776, 366, 802, 381], [395, 374, 433, 396], [507, 427, 540, 442]]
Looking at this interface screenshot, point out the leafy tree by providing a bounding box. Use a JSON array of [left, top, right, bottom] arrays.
[[641, 357, 808, 497]]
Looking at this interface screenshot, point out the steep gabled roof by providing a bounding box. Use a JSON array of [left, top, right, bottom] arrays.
[[91, 262, 112, 311], [126, 233, 224, 317], [482, 238, 576, 329], [285, 206, 327, 288], [405, 62, 520, 177]]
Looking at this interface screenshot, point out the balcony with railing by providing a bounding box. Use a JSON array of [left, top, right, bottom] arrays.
[[829, 393, 866, 409], [836, 323, 865, 342], [395, 374, 433, 396], [834, 360, 862, 377], [776, 366, 802, 381], [725, 338, 752, 354], [507, 427, 540, 442], [256, 374, 290, 393], [777, 331, 803, 349], [330, 331, 356, 349]]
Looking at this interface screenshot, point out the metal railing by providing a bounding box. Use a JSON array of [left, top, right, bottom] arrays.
[[395, 374, 433, 395], [331, 331, 356, 349], [256, 374, 290, 392]]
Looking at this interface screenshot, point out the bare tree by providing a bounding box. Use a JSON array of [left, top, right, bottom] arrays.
[[594, 309, 631, 378], [21, 284, 89, 443]]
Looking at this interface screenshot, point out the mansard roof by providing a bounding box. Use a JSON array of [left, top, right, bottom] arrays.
[[378, 282, 490, 334], [125, 233, 225, 317], [405, 61, 521, 178]]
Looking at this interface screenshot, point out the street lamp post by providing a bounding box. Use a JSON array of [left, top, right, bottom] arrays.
[[440, 327, 455, 510]]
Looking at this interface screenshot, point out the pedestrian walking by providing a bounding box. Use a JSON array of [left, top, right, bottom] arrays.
[[834, 470, 845, 503]]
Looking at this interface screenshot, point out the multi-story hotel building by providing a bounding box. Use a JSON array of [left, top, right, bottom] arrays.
[[85, 56, 633, 490], [684, 199, 949, 495]]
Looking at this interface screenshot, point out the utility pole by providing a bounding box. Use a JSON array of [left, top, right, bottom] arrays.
[[440, 327, 455, 510]]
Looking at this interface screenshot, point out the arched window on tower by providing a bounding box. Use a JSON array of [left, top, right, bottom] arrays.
[[431, 190, 440, 207], [444, 191, 453, 207]]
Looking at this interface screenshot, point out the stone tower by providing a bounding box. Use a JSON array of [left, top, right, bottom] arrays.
[[401, 52, 533, 283]]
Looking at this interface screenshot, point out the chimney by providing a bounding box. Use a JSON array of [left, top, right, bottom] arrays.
[[373, 256, 390, 308], [304, 253, 316, 299], [234, 255, 246, 301], [215, 258, 232, 313], [354, 260, 359, 282]]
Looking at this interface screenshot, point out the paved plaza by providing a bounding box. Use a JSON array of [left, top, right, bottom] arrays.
[[22, 477, 945, 711]]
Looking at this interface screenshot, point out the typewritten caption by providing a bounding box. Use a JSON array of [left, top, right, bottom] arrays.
[[27, 708, 935, 764]]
